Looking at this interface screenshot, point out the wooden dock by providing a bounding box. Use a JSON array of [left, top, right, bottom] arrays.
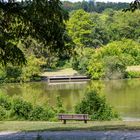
[[47, 75, 90, 83]]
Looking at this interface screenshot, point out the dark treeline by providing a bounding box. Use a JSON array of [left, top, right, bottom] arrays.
[[62, 1, 129, 13]]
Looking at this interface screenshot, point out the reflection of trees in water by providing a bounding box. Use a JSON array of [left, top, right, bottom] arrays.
[[104, 79, 140, 92], [103, 79, 140, 118], [87, 79, 140, 118], [1, 79, 140, 118], [0, 82, 88, 111]]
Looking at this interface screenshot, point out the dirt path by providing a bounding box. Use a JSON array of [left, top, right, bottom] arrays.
[[0, 130, 140, 140]]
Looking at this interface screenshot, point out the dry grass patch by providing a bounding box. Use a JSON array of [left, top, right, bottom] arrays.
[[126, 66, 140, 72], [41, 68, 79, 77]]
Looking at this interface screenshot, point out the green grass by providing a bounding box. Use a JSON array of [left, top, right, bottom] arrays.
[[1, 121, 140, 132]]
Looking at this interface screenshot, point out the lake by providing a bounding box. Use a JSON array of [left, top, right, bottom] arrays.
[[0, 79, 140, 120]]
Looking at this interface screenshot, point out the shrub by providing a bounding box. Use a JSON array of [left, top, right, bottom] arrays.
[[45, 107, 56, 121], [126, 71, 140, 78], [0, 94, 65, 121], [88, 61, 105, 80], [11, 97, 32, 120], [75, 89, 120, 120], [0, 106, 6, 120], [0, 94, 11, 110], [20, 55, 43, 82], [0, 68, 6, 81], [29, 105, 55, 121], [56, 96, 66, 113]]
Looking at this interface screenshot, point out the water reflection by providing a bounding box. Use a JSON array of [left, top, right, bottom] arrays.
[[0, 79, 140, 119]]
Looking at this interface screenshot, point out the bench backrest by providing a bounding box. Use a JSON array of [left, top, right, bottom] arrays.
[[58, 114, 89, 120]]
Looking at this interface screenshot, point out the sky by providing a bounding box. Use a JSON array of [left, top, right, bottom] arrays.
[[68, 0, 132, 3]]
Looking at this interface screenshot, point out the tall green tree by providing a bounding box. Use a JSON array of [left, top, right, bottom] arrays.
[[67, 10, 93, 49], [0, 0, 69, 66]]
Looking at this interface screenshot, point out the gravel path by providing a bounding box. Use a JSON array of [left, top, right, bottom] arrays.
[[0, 131, 140, 140]]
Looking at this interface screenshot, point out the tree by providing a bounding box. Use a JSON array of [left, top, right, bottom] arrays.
[[0, 0, 69, 66], [67, 10, 93, 48], [125, 0, 140, 11]]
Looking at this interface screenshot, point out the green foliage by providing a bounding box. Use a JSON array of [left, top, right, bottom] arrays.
[[29, 105, 55, 121], [0, 106, 6, 121], [103, 56, 126, 80], [5, 66, 22, 83], [87, 39, 140, 80], [125, 0, 140, 11], [68, 9, 140, 51], [20, 55, 43, 82], [0, 55, 44, 83], [75, 89, 120, 121], [71, 48, 95, 74], [0, 9, 26, 66], [0, 93, 65, 121], [0, 94, 11, 110], [0, 67, 6, 81], [104, 10, 140, 42], [126, 71, 140, 78], [56, 96, 66, 113], [67, 10, 93, 48], [11, 97, 33, 120], [0, 0, 70, 66], [88, 61, 105, 80], [67, 10, 108, 49]]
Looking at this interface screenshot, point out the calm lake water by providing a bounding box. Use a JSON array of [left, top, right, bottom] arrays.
[[0, 79, 140, 119]]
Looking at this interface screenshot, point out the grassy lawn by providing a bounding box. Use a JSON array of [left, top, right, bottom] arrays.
[[1, 121, 140, 132], [41, 68, 79, 77]]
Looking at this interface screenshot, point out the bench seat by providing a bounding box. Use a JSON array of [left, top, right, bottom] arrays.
[[58, 114, 89, 124]]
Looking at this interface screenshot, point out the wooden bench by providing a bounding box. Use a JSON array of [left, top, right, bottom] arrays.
[[58, 114, 89, 124]]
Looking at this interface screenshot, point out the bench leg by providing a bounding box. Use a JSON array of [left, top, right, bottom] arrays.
[[84, 120, 87, 123], [63, 120, 66, 124]]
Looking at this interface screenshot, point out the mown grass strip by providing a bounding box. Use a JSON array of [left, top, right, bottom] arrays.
[[0, 121, 140, 132]]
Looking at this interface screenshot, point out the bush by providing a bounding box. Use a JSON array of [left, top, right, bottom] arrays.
[[29, 105, 55, 121], [0, 68, 6, 81], [75, 89, 120, 120], [0, 106, 6, 120], [11, 97, 32, 120], [88, 61, 105, 80], [126, 71, 140, 78], [0, 94, 65, 121], [56, 96, 66, 113], [0, 94, 11, 110]]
